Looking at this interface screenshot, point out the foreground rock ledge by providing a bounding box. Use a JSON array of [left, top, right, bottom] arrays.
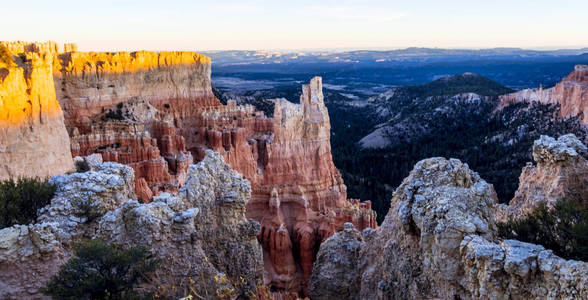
[[0, 150, 262, 300], [309, 134, 588, 300]]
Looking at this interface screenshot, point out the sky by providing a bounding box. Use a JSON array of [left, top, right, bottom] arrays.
[[3, 0, 588, 52]]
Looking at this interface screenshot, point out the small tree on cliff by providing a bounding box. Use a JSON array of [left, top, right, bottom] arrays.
[[42, 239, 159, 300]]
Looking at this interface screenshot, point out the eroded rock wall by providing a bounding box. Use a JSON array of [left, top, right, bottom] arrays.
[[0, 41, 73, 179]]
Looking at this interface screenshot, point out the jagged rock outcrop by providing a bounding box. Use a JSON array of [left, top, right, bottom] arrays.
[[0, 41, 73, 179], [69, 98, 194, 199], [0, 151, 263, 299], [240, 78, 375, 292], [0, 161, 135, 299], [307, 223, 363, 300], [310, 151, 588, 299], [499, 65, 588, 125], [496, 134, 588, 220]]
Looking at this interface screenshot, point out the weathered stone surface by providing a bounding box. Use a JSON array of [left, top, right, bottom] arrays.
[[355, 157, 498, 300], [0, 161, 134, 299], [497, 134, 588, 220], [308, 223, 363, 300], [54, 49, 217, 132], [0, 151, 263, 299], [460, 235, 588, 299], [69, 98, 194, 200], [0, 41, 74, 179], [499, 65, 588, 126], [310, 148, 588, 299]]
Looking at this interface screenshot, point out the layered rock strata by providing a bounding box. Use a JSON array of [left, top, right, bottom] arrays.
[[0, 151, 263, 299], [0, 41, 73, 179], [310, 142, 588, 299], [50, 46, 376, 294], [53, 47, 213, 200], [499, 65, 588, 125]]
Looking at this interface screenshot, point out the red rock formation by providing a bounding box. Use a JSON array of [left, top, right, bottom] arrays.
[[194, 77, 377, 292], [49, 44, 375, 294], [499, 65, 588, 125], [0, 41, 74, 179], [68, 99, 193, 199]]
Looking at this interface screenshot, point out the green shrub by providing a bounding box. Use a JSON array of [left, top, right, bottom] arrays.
[[75, 160, 90, 173], [497, 199, 588, 261], [0, 178, 56, 229], [72, 197, 105, 223], [42, 239, 159, 300]]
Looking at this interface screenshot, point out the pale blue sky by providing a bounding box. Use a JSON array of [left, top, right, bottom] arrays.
[[3, 0, 588, 51]]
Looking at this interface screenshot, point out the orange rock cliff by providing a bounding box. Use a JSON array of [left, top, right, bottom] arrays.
[[1, 42, 376, 293], [0, 41, 74, 179]]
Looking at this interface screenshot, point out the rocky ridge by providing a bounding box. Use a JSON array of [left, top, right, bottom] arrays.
[[309, 134, 588, 300], [0, 150, 263, 299], [499, 65, 588, 125]]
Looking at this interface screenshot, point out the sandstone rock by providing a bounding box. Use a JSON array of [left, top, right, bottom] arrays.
[[69, 99, 194, 200], [498, 134, 588, 220], [0, 151, 263, 299], [54, 49, 217, 132], [0, 161, 134, 299], [460, 235, 588, 299], [0, 41, 74, 179], [26, 41, 377, 294]]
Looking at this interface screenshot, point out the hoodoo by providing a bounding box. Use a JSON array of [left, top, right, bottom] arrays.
[[0, 42, 74, 179], [12, 42, 378, 293]]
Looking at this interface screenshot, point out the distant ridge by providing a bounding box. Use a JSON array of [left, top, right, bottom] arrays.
[[402, 72, 514, 98]]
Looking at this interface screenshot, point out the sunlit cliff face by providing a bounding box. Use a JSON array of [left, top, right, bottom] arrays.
[[55, 50, 211, 75], [0, 42, 63, 126], [0, 41, 74, 179]]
